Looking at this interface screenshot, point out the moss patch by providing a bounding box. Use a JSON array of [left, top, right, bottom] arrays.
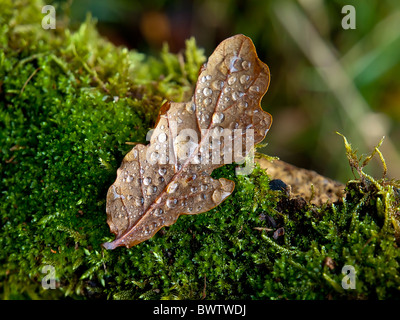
[[1, 0, 400, 300]]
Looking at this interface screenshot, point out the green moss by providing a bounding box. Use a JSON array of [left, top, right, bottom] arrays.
[[1, 0, 400, 300]]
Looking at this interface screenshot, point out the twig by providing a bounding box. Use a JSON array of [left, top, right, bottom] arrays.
[[254, 227, 273, 232], [20, 67, 41, 95]]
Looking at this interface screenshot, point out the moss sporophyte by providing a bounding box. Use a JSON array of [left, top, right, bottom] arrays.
[[1, 0, 400, 300]]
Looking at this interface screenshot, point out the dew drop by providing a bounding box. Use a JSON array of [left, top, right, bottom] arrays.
[[250, 85, 260, 93], [186, 103, 196, 114], [203, 88, 212, 97], [167, 182, 179, 193], [167, 198, 178, 208], [159, 168, 167, 176], [239, 101, 248, 109], [232, 91, 244, 101], [150, 152, 159, 162], [158, 133, 167, 143], [150, 185, 157, 194], [212, 112, 225, 124], [242, 60, 251, 70], [143, 177, 152, 185], [229, 55, 240, 72], [201, 76, 207, 83], [212, 80, 223, 90], [240, 74, 250, 84], [212, 190, 222, 203], [135, 197, 144, 206], [126, 175, 134, 183], [158, 176, 165, 183], [203, 97, 212, 106], [227, 75, 236, 86], [206, 75, 212, 81], [223, 86, 231, 94], [213, 126, 224, 135]]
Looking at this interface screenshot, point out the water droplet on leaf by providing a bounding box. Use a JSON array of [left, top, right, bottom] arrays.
[[228, 75, 236, 85], [167, 182, 179, 193], [158, 133, 167, 143], [186, 103, 196, 114], [143, 177, 152, 185], [203, 88, 212, 97], [212, 112, 225, 124], [167, 198, 178, 208], [242, 60, 251, 70]]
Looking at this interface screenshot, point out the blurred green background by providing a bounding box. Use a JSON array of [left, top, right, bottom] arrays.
[[54, 0, 400, 183]]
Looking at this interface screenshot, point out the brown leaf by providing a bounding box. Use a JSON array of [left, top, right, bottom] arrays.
[[273, 227, 285, 240], [102, 34, 272, 249]]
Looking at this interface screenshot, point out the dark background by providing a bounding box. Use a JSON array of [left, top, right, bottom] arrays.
[[54, 0, 400, 183]]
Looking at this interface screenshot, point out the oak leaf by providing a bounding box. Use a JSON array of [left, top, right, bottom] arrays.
[[103, 34, 272, 249]]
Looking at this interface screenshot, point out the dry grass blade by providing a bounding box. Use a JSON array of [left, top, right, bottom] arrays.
[[103, 34, 272, 249]]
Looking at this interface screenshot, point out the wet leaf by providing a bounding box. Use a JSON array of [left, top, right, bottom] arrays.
[[103, 34, 272, 249]]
